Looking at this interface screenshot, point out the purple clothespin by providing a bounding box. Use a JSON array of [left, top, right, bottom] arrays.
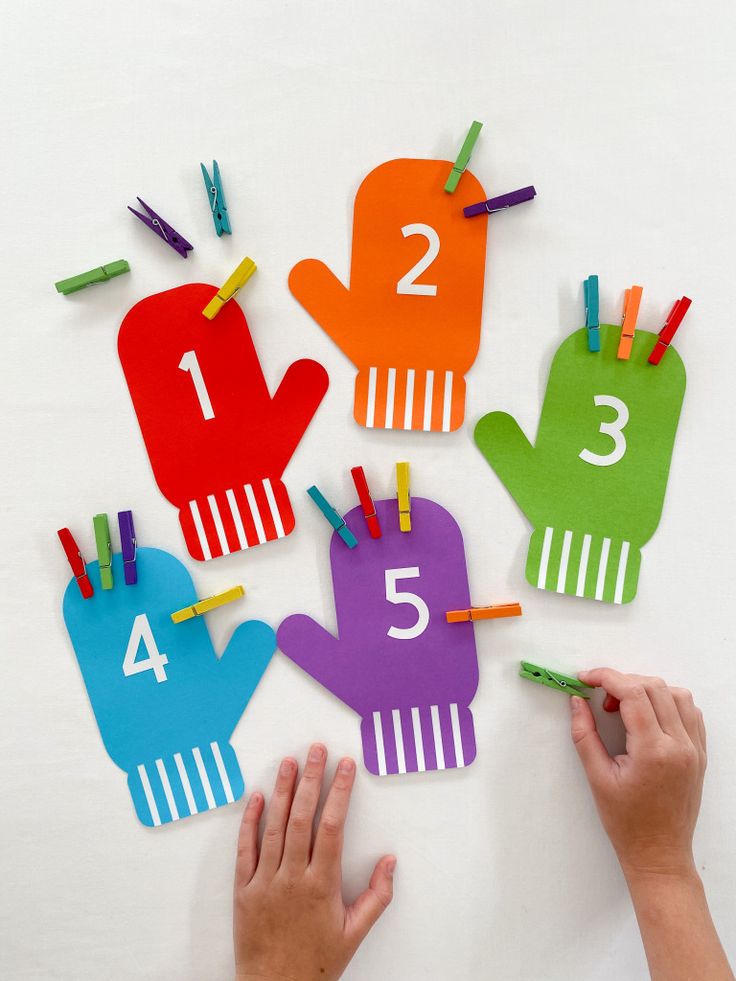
[[118, 510, 138, 585], [128, 197, 194, 257], [463, 185, 537, 218]]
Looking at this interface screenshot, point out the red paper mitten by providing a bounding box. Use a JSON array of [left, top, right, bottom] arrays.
[[119, 284, 328, 561]]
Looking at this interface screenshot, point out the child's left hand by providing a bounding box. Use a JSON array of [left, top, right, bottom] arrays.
[[234, 744, 396, 981]]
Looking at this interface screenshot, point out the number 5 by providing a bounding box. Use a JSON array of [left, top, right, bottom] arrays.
[[385, 567, 430, 640], [579, 394, 629, 467]]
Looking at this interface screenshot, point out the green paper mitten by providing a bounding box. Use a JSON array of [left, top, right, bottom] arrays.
[[474, 325, 686, 604]]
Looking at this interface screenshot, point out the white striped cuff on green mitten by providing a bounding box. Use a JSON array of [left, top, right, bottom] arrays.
[[526, 527, 641, 604]]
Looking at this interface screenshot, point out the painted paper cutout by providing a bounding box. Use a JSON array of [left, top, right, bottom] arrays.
[[118, 284, 329, 561], [474, 325, 686, 604], [289, 159, 487, 432], [63, 547, 276, 826], [278, 497, 482, 776]]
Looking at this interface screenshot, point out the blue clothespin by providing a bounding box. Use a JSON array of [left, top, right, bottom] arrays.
[[584, 275, 600, 352], [307, 486, 358, 548], [200, 160, 231, 236], [118, 510, 138, 585], [128, 198, 194, 258]]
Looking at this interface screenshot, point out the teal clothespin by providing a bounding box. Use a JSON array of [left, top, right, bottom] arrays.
[[93, 513, 114, 590], [519, 661, 592, 698], [584, 275, 600, 352], [200, 159, 231, 236], [55, 260, 130, 295], [307, 486, 358, 549], [444, 120, 483, 193]]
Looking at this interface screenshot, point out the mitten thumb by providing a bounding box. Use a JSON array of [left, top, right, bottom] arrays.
[[218, 620, 276, 732], [474, 411, 541, 524], [289, 259, 359, 363]]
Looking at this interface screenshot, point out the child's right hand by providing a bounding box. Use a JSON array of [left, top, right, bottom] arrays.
[[570, 668, 707, 878]]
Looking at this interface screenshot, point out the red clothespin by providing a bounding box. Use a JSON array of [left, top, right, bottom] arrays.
[[57, 527, 94, 599], [648, 296, 692, 365], [350, 466, 381, 538]]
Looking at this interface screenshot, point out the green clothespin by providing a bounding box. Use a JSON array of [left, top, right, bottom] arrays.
[[444, 120, 483, 193], [519, 661, 592, 698], [55, 260, 130, 295], [93, 513, 114, 590]]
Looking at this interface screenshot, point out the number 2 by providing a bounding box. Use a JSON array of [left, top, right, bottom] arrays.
[[385, 567, 430, 640], [396, 224, 440, 296], [579, 394, 629, 467], [123, 614, 169, 684], [179, 350, 215, 420]]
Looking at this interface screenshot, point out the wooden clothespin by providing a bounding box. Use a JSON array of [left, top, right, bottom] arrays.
[[171, 585, 245, 624], [202, 257, 257, 320], [93, 513, 113, 590], [118, 510, 137, 586], [584, 275, 600, 352], [617, 285, 643, 360], [128, 197, 193, 258], [55, 260, 130, 295], [307, 486, 358, 548], [57, 528, 94, 599], [200, 160, 231, 236], [463, 185, 536, 218], [396, 462, 411, 532], [444, 121, 483, 193], [446, 603, 522, 623], [351, 466, 381, 538], [648, 296, 692, 365]]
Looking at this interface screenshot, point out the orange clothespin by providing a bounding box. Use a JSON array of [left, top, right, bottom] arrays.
[[617, 285, 643, 360], [446, 603, 522, 623], [351, 466, 381, 538]]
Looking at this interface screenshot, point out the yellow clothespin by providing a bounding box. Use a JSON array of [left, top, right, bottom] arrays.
[[617, 284, 643, 360], [202, 257, 256, 320], [171, 585, 245, 623], [396, 461, 411, 532]]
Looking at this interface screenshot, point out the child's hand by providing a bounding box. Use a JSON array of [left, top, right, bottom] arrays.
[[233, 744, 396, 981], [570, 668, 706, 878]]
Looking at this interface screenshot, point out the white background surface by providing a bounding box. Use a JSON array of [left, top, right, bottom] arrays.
[[2, 2, 735, 979]]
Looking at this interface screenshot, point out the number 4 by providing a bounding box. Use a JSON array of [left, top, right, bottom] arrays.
[[123, 614, 169, 684]]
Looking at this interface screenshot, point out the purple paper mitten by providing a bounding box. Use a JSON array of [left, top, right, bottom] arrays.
[[277, 497, 479, 776]]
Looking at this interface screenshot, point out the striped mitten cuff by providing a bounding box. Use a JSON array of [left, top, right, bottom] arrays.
[[527, 526, 642, 605], [179, 477, 294, 561], [128, 740, 244, 827], [354, 366, 466, 432], [361, 703, 476, 776]]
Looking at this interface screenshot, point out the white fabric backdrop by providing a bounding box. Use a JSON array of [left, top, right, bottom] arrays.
[[2, 1, 734, 978]]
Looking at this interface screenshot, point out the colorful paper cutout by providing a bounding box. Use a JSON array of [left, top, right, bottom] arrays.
[[474, 325, 687, 604], [289, 158, 487, 432], [118, 284, 328, 561], [63, 547, 276, 827], [278, 497, 483, 776]]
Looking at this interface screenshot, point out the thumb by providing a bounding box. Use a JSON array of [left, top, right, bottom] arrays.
[[268, 359, 329, 474], [289, 259, 359, 364], [277, 615, 360, 712], [473, 412, 540, 523], [218, 620, 276, 730], [346, 855, 396, 944], [570, 696, 611, 787]]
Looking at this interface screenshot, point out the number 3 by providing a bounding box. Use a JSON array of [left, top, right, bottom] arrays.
[[579, 394, 629, 467], [396, 224, 440, 296], [385, 567, 430, 640]]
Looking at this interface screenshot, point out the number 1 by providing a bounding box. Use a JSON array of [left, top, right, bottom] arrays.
[[179, 350, 215, 420]]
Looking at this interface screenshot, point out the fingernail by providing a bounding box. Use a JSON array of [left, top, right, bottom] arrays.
[[248, 791, 262, 808], [280, 758, 295, 776], [338, 757, 355, 773], [570, 696, 582, 712], [386, 858, 397, 875], [309, 744, 325, 763]]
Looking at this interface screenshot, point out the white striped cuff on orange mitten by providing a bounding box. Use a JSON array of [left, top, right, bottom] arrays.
[[354, 367, 466, 432]]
